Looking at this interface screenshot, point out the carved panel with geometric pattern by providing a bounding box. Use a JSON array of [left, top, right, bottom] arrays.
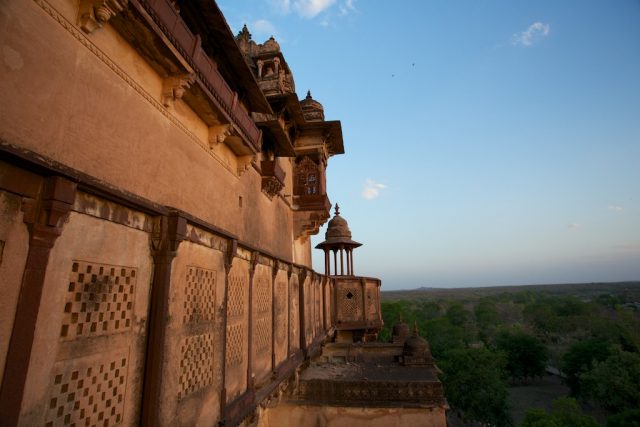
[[44, 350, 128, 427], [178, 333, 215, 399], [61, 261, 136, 341], [274, 278, 287, 348], [341, 286, 362, 319], [225, 323, 244, 368], [289, 275, 299, 351], [183, 266, 216, 324]]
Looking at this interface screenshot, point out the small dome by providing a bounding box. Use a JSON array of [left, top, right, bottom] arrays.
[[262, 36, 281, 53], [325, 204, 352, 240], [403, 334, 429, 357], [300, 91, 325, 122], [314, 204, 362, 250], [392, 316, 410, 342], [402, 322, 431, 361]]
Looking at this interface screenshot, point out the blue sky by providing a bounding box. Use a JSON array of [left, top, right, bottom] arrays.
[[218, 0, 640, 289]]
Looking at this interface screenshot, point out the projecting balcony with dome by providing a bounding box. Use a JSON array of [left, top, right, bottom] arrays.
[[316, 205, 383, 342]]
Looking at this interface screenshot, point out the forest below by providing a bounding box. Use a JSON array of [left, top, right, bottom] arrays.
[[379, 281, 640, 427]]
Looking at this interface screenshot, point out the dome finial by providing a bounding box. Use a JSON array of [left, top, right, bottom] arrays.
[[238, 24, 252, 41], [306, 90, 312, 99], [334, 203, 340, 216]]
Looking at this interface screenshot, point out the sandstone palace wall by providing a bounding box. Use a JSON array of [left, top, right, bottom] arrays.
[[0, 0, 336, 425]]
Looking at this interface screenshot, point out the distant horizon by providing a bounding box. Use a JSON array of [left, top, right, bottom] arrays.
[[382, 279, 640, 292]]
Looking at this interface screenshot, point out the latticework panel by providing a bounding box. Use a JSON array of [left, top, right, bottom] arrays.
[[341, 286, 362, 319], [178, 333, 215, 399], [255, 275, 271, 315], [45, 351, 128, 427], [61, 261, 136, 340], [255, 318, 271, 355], [225, 323, 244, 367], [253, 274, 272, 358], [183, 266, 216, 324], [289, 277, 299, 351], [274, 278, 287, 348], [227, 275, 245, 318]]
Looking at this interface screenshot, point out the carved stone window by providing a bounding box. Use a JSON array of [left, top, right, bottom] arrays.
[[294, 157, 321, 197]]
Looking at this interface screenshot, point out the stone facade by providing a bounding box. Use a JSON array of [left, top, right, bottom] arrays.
[[0, 1, 446, 426]]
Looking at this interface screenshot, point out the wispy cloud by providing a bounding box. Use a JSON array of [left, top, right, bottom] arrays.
[[269, 0, 291, 14], [512, 22, 550, 46], [567, 223, 582, 229], [252, 19, 277, 38], [293, 0, 337, 18], [339, 0, 357, 16], [608, 205, 624, 212], [270, 0, 354, 20], [362, 179, 387, 200]]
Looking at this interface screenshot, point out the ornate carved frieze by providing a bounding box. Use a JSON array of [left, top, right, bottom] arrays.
[[161, 73, 195, 108], [79, 0, 128, 34]]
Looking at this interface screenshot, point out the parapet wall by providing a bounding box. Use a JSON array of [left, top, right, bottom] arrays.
[[334, 277, 383, 331], [0, 153, 336, 427]]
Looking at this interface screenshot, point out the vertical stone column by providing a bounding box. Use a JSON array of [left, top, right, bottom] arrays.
[[0, 176, 76, 424], [349, 248, 354, 275], [298, 269, 307, 355], [321, 276, 327, 332], [360, 277, 367, 324], [141, 212, 186, 426], [271, 262, 278, 373], [219, 239, 237, 418], [246, 251, 258, 390], [323, 247, 329, 276], [286, 265, 292, 357]]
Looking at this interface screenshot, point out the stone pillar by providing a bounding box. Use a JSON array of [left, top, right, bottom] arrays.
[[349, 248, 354, 275], [219, 239, 237, 418], [141, 212, 187, 426], [0, 176, 76, 424], [247, 251, 258, 390], [298, 269, 307, 355]]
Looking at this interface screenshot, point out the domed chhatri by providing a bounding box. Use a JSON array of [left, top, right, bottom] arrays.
[[300, 90, 325, 122], [315, 204, 362, 276], [401, 322, 434, 366]]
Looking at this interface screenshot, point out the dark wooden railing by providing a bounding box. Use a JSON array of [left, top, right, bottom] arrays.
[[139, 0, 262, 151]]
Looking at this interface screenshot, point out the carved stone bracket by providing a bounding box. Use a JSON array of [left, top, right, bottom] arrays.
[[261, 160, 285, 200], [207, 125, 256, 176], [237, 154, 254, 176], [149, 212, 187, 256], [208, 124, 233, 149], [261, 176, 283, 200], [79, 0, 128, 34], [162, 73, 195, 108], [224, 239, 238, 273]]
